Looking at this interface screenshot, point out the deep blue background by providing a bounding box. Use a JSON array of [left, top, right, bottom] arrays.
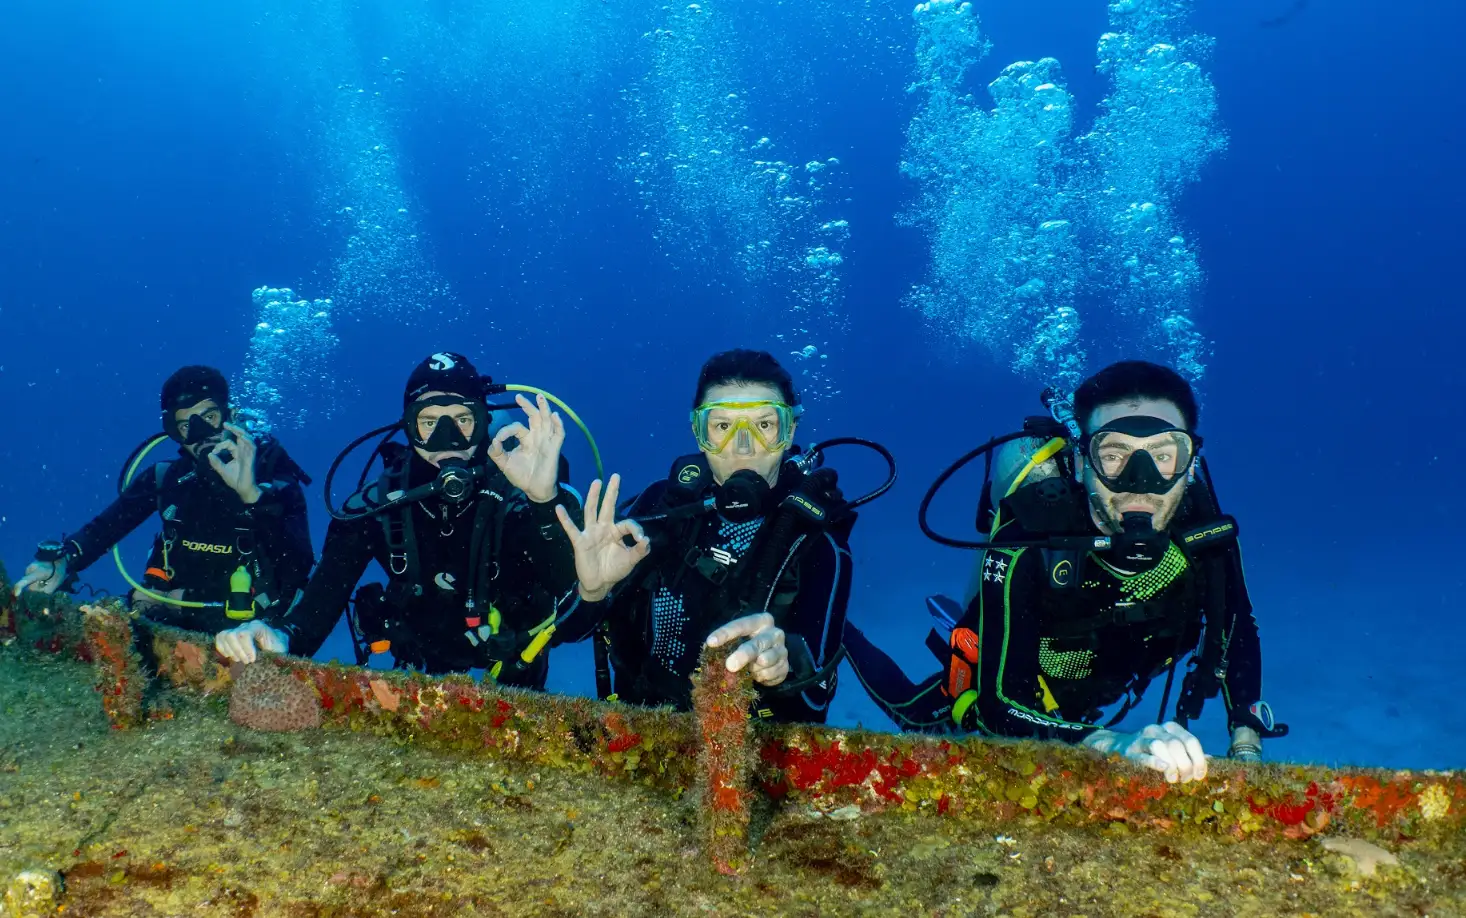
[[2, 0, 1461, 768]]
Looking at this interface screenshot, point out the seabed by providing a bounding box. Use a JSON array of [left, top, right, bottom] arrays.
[[1, 565, 1462, 917]]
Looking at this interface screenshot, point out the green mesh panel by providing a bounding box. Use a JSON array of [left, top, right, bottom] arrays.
[[1039, 638, 1095, 680], [1115, 543, 1189, 601]]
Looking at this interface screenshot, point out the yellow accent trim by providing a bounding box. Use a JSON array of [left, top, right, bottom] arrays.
[[504, 384, 605, 482], [990, 437, 1068, 537], [1183, 521, 1235, 544], [951, 688, 979, 727], [1005, 437, 1068, 499], [992, 547, 1092, 732], [1036, 674, 1060, 713], [519, 626, 556, 664]]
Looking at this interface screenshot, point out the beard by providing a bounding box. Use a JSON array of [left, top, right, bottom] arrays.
[[1090, 489, 1180, 532]]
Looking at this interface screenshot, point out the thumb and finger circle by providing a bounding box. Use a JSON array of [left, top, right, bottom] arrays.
[[493, 423, 529, 450]]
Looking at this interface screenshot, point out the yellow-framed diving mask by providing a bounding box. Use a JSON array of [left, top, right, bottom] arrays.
[[690, 399, 802, 454]]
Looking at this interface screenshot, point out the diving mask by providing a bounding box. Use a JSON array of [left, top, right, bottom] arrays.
[[171, 406, 230, 446], [691, 399, 801, 455], [1082, 416, 1199, 496], [406, 395, 487, 452]]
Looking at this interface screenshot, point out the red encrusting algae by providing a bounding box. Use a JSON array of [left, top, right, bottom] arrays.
[[691, 644, 757, 875], [80, 604, 144, 729], [12, 585, 1466, 849]]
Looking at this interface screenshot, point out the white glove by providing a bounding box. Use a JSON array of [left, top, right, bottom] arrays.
[[12, 559, 67, 597], [214, 621, 289, 664], [1085, 721, 1209, 784]]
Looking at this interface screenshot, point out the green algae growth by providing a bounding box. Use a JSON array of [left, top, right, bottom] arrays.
[[2, 647, 1464, 917]]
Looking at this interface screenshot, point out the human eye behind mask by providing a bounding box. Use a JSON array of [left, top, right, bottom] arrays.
[[1085, 420, 1197, 496], [181, 412, 233, 457], [407, 396, 486, 453]]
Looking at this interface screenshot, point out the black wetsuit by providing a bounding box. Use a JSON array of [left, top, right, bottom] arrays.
[[551, 458, 852, 723], [270, 451, 581, 686], [846, 503, 1264, 741], [56, 436, 314, 634]]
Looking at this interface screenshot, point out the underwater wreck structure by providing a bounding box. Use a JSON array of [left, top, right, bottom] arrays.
[[1, 563, 1463, 917]]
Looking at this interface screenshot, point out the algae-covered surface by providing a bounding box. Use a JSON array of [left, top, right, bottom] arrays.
[[2, 650, 1463, 917]]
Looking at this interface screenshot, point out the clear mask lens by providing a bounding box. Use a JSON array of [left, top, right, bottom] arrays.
[[180, 409, 225, 445], [1087, 429, 1194, 487], [407, 396, 484, 451], [692, 400, 798, 454]]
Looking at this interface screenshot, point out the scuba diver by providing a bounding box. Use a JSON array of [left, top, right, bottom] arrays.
[[11, 365, 314, 637], [549, 349, 894, 723], [844, 360, 1285, 783], [216, 352, 585, 689]]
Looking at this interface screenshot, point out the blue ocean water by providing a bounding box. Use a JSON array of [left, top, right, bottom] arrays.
[[1, 0, 1461, 771]]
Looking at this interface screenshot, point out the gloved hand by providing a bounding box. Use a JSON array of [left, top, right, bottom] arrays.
[[215, 621, 289, 664], [12, 559, 67, 597], [1084, 721, 1209, 784]]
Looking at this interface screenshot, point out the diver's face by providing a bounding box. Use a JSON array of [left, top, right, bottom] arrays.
[[412, 391, 478, 467], [172, 399, 228, 458], [1081, 397, 1189, 533], [700, 382, 791, 487]]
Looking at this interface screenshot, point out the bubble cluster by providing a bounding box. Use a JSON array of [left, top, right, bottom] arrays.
[[236, 286, 339, 432], [1078, 0, 1225, 381], [901, 0, 1223, 388], [319, 73, 452, 319], [625, 1, 849, 401], [248, 5, 454, 323], [375, 0, 615, 233]]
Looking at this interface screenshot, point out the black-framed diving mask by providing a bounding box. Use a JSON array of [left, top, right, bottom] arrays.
[[405, 395, 488, 453], [168, 404, 232, 448], [1080, 416, 1201, 496]]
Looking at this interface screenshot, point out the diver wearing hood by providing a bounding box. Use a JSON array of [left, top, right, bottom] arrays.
[[843, 361, 1281, 784], [218, 353, 582, 687], [11, 365, 314, 636], [547, 349, 868, 722]]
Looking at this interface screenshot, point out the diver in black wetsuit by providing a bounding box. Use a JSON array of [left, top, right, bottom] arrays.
[[214, 353, 583, 689], [11, 366, 314, 640], [547, 349, 880, 723], [845, 361, 1286, 783]]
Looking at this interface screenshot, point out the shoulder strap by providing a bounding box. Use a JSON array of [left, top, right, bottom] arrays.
[[738, 467, 844, 617], [1174, 549, 1234, 726], [377, 459, 418, 584], [468, 481, 510, 615], [154, 461, 174, 516]]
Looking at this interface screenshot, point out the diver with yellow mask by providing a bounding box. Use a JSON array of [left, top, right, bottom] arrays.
[[549, 349, 894, 722], [217, 353, 587, 690], [11, 365, 314, 637], [843, 361, 1285, 784]]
